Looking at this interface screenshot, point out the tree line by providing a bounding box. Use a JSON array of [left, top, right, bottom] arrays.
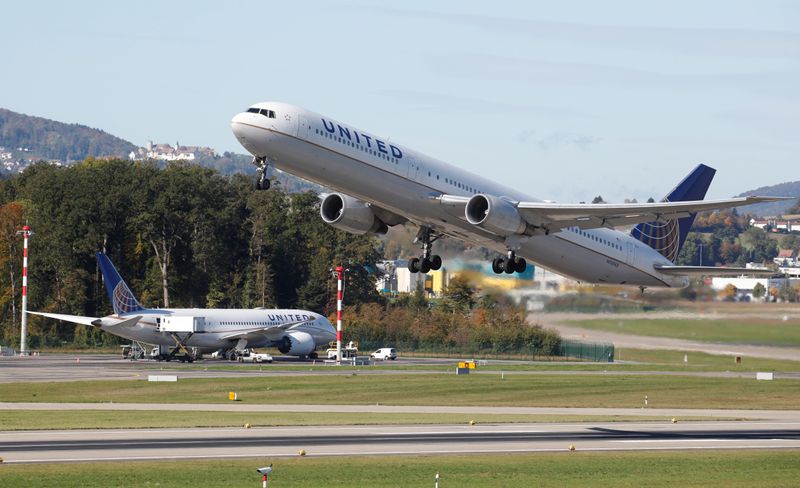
[[0, 158, 558, 354], [0, 159, 381, 348]]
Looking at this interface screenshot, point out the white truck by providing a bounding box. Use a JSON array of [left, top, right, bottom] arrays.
[[237, 350, 273, 363], [326, 341, 359, 360]]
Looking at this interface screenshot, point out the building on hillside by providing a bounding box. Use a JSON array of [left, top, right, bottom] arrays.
[[131, 141, 218, 161], [775, 249, 798, 267], [750, 216, 800, 233]]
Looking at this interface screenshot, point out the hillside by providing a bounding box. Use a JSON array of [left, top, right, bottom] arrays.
[[737, 181, 800, 217], [0, 108, 324, 192], [0, 108, 137, 161]]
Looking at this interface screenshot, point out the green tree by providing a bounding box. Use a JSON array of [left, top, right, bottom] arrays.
[[753, 282, 766, 300], [443, 275, 476, 313], [739, 227, 778, 263]]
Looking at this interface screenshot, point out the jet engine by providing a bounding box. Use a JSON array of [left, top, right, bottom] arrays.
[[465, 194, 529, 236], [277, 331, 316, 357], [320, 193, 388, 235]]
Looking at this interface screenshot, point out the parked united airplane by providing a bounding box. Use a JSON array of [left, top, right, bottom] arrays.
[[29, 253, 335, 360], [231, 102, 783, 288]]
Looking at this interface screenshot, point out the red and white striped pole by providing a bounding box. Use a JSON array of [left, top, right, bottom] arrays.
[[262, 473, 267, 488], [335, 265, 343, 365], [20, 225, 31, 356]]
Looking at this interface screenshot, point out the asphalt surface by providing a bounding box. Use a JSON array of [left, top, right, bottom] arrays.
[[3, 421, 799, 463], [2, 355, 799, 384]]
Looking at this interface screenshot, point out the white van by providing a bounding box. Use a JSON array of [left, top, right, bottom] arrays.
[[370, 348, 397, 360]]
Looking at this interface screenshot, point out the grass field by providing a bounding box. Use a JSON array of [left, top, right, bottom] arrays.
[[1, 451, 798, 487], [2, 373, 798, 409], [0, 410, 721, 431], [568, 317, 800, 346]]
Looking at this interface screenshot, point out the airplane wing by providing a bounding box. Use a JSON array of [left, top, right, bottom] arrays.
[[219, 319, 313, 341], [27, 311, 142, 328], [440, 194, 788, 232], [654, 265, 775, 276]]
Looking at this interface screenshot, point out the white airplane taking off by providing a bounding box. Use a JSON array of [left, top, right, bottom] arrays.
[[29, 253, 335, 360], [231, 102, 784, 288]]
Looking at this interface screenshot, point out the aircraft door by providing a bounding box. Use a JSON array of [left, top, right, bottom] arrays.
[[408, 155, 421, 181], [626, 242, 637, 267], [298, 115, 309, 139]]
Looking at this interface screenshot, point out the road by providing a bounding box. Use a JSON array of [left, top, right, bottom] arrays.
[[2, 421, 799, 463]]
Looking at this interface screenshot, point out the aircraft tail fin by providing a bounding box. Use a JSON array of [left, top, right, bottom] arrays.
[[630, 164, 716, 262], [96, 253, 145, 315]]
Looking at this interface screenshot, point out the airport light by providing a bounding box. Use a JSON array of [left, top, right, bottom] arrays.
[[256, 464, 273, 487], [435, 472, 440, 488], [15, 224, 32, 355]]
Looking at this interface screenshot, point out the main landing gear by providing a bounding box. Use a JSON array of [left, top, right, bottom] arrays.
[[491, 251, 527, 275], [253, 156, 271, 190], [407, 227, 443, 274]]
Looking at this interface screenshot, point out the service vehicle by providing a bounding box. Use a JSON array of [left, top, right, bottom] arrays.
[[370, 347, 397, 360], [237, 350, 273, 363], [326, 341, 359, 360]]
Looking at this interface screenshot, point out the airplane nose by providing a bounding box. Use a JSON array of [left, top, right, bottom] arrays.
[[231, 113, 262, 155]]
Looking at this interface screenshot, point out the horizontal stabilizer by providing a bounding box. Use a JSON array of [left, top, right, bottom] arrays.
[[654, 265, 774, 276], [26, 311, 100, 326], [27, 311, 142, 328]]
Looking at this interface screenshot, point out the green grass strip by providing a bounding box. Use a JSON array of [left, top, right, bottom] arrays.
[[2, 373, 799, 409], [568, 318, 800, 346], [1, 451, 799, 487]]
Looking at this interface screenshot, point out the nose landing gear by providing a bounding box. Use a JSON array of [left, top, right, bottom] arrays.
[[491, 251, 527, 274], [407, 227, 443, 274], [253, 156, 271, 190]]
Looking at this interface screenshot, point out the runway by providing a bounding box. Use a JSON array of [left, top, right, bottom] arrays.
[[2, 421, 799, 463]]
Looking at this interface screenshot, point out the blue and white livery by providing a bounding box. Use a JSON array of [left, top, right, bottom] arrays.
[[30, 253, 335, 360], [231, 102, 783, 288]]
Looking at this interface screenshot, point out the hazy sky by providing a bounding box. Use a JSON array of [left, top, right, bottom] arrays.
[[2, 1, 797, 202]]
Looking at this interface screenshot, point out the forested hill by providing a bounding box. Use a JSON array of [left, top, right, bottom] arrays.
[[737, 180, 800, 217], [0, 108, 137, 161]]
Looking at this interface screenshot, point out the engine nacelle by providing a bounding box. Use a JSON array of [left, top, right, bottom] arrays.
[[277, 331, 316, 357], [465, 194, 528, 236], [320, 193, 388, 235]]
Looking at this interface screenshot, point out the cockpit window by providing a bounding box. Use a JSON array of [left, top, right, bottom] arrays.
[[246, 107, 276, 118]]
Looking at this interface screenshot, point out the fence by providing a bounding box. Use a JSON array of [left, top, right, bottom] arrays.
[[356, 339, 614, 362]]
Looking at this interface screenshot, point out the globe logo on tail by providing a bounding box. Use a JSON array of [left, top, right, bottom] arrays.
[[631, 218, 681, 262], [112, 281, 143, 314]]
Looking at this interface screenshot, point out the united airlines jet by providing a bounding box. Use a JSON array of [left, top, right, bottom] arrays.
[[231, 102, 782, 288], [30, 253, 335, 360]]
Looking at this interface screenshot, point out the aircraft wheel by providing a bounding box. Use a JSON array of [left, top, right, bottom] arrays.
[[504, 257, 516, 274], [430, 255, 442, 271], [419, 258, 431, 273], [492, 257, 505, 274], [408, 257, 421, 273], [309, 351, 318, 359], [515, 257, 527, 273]]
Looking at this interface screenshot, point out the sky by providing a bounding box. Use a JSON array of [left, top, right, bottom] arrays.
[[1, 1, 797, 202]]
